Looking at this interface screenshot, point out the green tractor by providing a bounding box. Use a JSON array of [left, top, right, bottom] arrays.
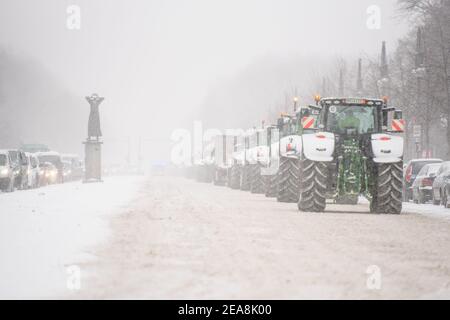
[[276, 107, 319, 203], [297, 97, 405, 214]]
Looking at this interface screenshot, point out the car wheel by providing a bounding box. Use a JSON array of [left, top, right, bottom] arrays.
[[444, 189, 450, 209], [7, 177, 15, 192], [418, 191, 426, 204]]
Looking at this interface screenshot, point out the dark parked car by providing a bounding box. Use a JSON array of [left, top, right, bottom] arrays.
[[7, 149, 29, 190], [403, 158, 443, 201], [412, 163, 442, 204], [432, 161, 450, 207]]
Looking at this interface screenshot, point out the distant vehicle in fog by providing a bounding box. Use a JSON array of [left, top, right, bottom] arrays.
[[0, 150, 15, 192], [412, 163, 441, 204], [36, 151, 64, 183], [20, 144, 50, 154], [61, 154, 83, 181], [38, 162, 58, 186], [25, 153, 40, 189], [7, 149, 29, 190], [432, 161, 450, 207], [403, 158, 443, 202]]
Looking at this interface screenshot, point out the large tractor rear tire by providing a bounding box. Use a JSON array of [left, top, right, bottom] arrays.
[[277, 157, 301, 203], [250, 164, 265, 194], [228, 165, 241, 190], [265, 173, 278, 198], [240, 165, 251, 191], [297, 159, 327, 212], [370, 162, 403, 214]]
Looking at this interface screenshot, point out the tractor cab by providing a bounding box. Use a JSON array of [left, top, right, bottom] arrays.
[[317, 97, 404, 137], [277, 113, 294, 138]]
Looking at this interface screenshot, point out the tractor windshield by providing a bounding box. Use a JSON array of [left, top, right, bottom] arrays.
[[325, 105, 377, 135]]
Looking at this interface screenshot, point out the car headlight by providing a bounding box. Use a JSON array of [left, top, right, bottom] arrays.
[[0, 168, 9, 176]]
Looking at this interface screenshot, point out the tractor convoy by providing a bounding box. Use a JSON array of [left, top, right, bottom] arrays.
[[188, 96, 405, 215]]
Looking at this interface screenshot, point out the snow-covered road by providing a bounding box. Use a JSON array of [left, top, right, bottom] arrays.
[[66, 176, 450, 300], [0, 176, 145, 299]]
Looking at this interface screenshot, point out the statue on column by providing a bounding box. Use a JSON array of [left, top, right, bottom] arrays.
[[83, 93, 104, 183], [86, 93, 104, 140]]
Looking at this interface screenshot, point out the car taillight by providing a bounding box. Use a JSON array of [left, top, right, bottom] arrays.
[[421, 177, 433, 187], [405, 166, 412, 183], [286, 143, 293, 152]]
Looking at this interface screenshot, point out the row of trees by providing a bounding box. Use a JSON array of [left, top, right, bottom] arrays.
[[271, 0, 450, 160]]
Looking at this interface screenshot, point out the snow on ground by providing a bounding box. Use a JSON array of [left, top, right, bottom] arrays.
[[360, 196, 450, 221], [403, 202, 450, 221], [75, 177, 450, 300], [0, 176, 145, 299]]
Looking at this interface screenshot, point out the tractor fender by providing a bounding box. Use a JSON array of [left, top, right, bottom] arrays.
[[232, 150, 245, 165], [371, 134, 403, 163], [247, 147, 258, 165], [302, 132, 335, 162], [270, 142, 280, 161], [257, 145, 270, 166], [279, 135, 302, 159]]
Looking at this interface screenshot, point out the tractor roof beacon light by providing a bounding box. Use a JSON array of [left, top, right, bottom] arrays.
[[314, 94, 321, 105]]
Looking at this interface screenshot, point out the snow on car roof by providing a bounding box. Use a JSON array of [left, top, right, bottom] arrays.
[[36, 151, 61, 157], [0, 149, 9, 154], [410, 158, 443, 162], [61, 153, 79, 158]]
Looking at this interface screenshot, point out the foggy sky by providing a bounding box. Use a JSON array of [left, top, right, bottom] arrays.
[[0, 0, 408, 162]]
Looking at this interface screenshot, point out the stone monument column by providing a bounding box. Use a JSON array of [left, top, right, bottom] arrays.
[[83, 93, 104, 183]]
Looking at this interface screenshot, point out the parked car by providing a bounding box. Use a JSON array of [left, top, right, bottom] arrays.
[[412, 163, 442, 204], [26, 153, 40, 189], [0, 150, 15, 192], [36, 151, 64, 183], [432, 161, 450, 207], [61, 154, 83, 181], [7, 149, 29, 190], [403, 158, 443, 201], [38, 162, 58, 186]]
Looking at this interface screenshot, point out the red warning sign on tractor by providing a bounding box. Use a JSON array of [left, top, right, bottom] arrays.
[[391, 119, 405, 132], [302, 117, 315, 129]]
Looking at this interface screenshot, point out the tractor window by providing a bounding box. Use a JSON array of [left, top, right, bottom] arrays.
[[326, 105, 376, 135]]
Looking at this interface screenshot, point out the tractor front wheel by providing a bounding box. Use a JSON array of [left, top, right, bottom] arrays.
[[240, 165, 251, 191], [277, 157, 301, 203], [297, 159, 327, 212], [370, 162, 403, 214], [265, 173, 278, 198], [250, 164, 265, 194], [228, 165, 241, 189]]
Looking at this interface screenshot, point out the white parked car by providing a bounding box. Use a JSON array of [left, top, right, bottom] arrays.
[[25, 153, 40, 189], [0, 149, 15, 192]]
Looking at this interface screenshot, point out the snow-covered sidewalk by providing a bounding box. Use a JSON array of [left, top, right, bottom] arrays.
[[403, 202, 450, 221], [0, 176, 144, 299]]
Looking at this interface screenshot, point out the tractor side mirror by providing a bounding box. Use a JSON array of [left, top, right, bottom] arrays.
[[394, 110, 403, 120]]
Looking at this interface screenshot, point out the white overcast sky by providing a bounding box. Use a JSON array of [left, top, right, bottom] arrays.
[[0, 0, 408, 159]]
